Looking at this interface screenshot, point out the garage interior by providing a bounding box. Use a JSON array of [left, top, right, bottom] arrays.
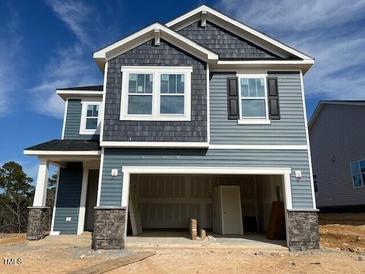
[[126, 174, 287, 247]]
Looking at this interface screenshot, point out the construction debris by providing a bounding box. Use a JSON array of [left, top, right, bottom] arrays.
[[190, 218, 198, 240]]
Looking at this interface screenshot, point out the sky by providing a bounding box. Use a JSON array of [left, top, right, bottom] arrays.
[[0, 0, 364, 180]]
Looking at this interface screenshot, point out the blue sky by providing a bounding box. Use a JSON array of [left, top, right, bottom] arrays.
[[1, 0, 365, 180]]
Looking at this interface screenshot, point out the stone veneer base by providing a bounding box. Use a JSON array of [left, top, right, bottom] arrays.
[[92, 207, 126, 250], [27, 207, 49, 240], [287, 210, 320, 251]]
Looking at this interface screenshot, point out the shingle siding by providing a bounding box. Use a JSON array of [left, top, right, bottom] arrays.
[[210, 72, 307, 145], [99, 148, 314, 209], [53, 164, 83, 234], [63, 99, 99, 140], [310, 104, 365, 207], [178, 21, 280, 59], [103, 39, 207, 142]]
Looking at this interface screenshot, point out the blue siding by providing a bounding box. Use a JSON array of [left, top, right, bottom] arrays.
[[210, 73, 307, 145], [99, 148, 313, 209], [63, 99, 99, 140], [53, 164, 83, 234]]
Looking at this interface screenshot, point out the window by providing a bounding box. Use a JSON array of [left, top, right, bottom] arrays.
[[80, 102, 101, 134], [120, 66, 192, 121], [351, 160, 365, 188], [238, 75, 269, 124]]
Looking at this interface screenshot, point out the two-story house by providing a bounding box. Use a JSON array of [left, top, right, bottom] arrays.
[[24, 5, 318, 251]]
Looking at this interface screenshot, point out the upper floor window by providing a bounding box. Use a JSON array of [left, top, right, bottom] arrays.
[[120, 66, 192, 121], [237, 75, 270, 124], [80, 101, 101, 135], [351, 159, 365, 188]]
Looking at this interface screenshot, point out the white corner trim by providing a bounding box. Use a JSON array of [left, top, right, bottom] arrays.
[[119, 66, 192, 122], [93, 23, 218, 61], [166, 5, 314, 61], [96, 148, 105, 207], [50, 167, 60, 234], [300, 71, 317, 209], [79, 101, 102, 135], [61, 99, 68, 140], [206, 63, 210, 143], [100, 141, 209, 148], [24, 150, 101, 156], [209, 144, 308, 150], [100, 62, 108, 142], [77, 167, 89, 235], [121, 165, 293, 209]]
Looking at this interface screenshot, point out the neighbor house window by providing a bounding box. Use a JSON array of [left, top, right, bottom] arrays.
[[351, 160, 365, 188], [120, 66, 192, 121], [80, 101, 101, 134], [238, 75, 269, 124]]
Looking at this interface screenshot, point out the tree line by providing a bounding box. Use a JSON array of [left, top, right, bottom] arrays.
[[0, 161, 56, 233]]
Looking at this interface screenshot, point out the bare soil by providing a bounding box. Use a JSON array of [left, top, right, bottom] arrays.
[[0, 213, 364, 273]]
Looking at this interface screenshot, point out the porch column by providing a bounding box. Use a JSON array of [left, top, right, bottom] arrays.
[[27, 158, 50, 240]]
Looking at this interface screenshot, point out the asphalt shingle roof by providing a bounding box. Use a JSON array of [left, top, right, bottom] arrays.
[[25, 139, 100, 151]]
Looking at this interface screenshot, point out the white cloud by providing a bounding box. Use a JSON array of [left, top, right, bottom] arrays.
[[0, 3, 22, 116], [29, 0, 106, 118], [216, 0, 365, 102], [30, 44, 100, 118]]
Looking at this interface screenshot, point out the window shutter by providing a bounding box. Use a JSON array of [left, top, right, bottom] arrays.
[[227, 77, 239, 120], [267, 77, 280, 120]]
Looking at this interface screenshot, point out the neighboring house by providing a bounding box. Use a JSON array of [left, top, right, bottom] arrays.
[[24, 5, 318, 251], [309, 101, 365, 211]]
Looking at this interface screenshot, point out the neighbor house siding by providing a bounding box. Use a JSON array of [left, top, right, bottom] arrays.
[[103, 39, 207, 142], [99, 148, 313, 209], [310, 104, 365, 207], [63, 99, 99, 140], [209, 72, 307, 145], [178, 20, 280, 59], [53, 163, 83, 234]]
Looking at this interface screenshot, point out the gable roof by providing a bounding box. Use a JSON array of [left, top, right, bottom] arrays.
[[93, 22, 219, 69], [166, 5, 314, 62], [309, 100, 365, 130]]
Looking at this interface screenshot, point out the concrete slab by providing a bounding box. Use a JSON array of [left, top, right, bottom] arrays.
[[126, 231, 287, 250]]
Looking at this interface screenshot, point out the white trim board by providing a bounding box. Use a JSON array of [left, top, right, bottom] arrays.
[[61, 99, 68, 140], [209, 145, 308, 150], [77, 167, 90, 235], [166, 5, 314, 61], [24, 150, 101, 156], [57, 90, 103, 100], [100, 141, 209, 148]]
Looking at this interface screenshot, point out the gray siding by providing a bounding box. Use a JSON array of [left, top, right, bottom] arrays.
[[310, 104, 365, 207], [53, 164, 83, 234], [99, 148, 313, 209], [210, 72, 307, 145], [178, 21, 280, 60], [63, 99, 99, 140], [103, 39, 207, 142]]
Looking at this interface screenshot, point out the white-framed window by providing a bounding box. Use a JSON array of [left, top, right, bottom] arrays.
[[120, 66, 192, 121], [237, 74, 270, 124], [80, 101, 102, 134], [350, 159, 365, 188]]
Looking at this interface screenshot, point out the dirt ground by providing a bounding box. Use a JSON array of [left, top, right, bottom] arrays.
[[0, 213, 364, 273]]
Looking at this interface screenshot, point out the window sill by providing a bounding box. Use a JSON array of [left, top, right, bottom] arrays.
[[79, 130, 100, 135], [237, 119, 271, 125], [120, 115, 191, 121]]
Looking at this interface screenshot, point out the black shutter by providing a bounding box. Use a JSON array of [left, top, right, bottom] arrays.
[[227, 77, 239, 120], [267, 77, 280, 120]]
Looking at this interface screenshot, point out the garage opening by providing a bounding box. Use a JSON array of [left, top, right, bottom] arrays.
[[126, 174, 287, 247]]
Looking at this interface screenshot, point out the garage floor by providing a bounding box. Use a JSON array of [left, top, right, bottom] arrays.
[[126, 231, 287, 250]]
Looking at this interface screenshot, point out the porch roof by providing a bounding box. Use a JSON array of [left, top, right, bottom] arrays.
[[24, 139, 101, 156]]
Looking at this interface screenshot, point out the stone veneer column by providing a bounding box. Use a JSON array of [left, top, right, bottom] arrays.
[[92, 207, 126, 250], [27, 207, 49, 240], [287, 210, 320, 251]]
